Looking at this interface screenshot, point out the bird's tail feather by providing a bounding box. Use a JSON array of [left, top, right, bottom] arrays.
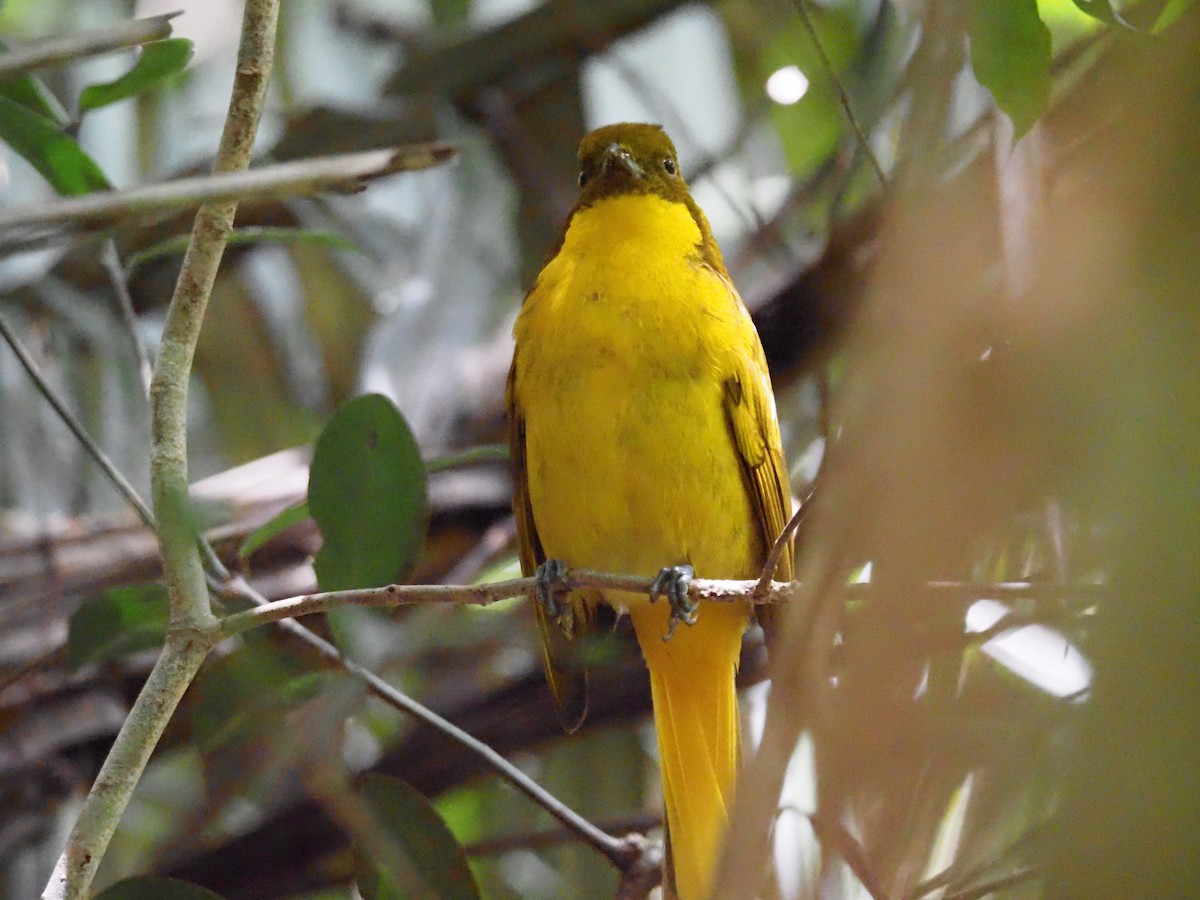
[[630, 601, 746, 899]]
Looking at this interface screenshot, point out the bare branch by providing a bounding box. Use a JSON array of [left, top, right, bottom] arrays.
[[754, 488, 812, 596], [41, 635, 209, 900], [789, 0, 886, 186], [41, 2, 283, 896], [809, 812, 892, 900], [217, 566, 1106, 643], [101, 239, 154, 396], [0, 13, 178, 79], [0, 145, 457, 249], [215, 570, 805, 640]]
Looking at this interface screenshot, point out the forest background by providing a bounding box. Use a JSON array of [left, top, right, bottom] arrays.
[[1, 1, 1197, 898]]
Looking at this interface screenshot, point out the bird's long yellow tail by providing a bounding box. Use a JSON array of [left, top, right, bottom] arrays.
[[629, 600, 747, 900]]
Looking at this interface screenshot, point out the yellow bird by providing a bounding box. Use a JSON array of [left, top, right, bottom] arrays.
[[507, 122, 793, 898]]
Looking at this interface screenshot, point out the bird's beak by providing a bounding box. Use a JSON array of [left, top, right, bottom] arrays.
[[601, 143, 643, 179]]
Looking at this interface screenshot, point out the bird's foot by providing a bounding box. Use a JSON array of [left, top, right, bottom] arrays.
[[650, 564, 697, 641], [535, 558, 571, 625]]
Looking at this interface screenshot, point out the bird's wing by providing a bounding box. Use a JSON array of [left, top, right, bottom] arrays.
[[715, 277, 795, 585], [505, 358, 589, 732]]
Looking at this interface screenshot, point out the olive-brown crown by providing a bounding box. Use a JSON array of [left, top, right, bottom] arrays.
[[569, 122, 726, 273], [576, 122, 690, 206]]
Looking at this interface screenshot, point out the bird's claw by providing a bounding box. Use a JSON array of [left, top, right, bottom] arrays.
[[535, 558, 571, 625], [650, 564, 697, 641]]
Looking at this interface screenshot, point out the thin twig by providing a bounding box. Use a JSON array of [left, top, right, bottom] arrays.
[[217, 566, 1105, 644], [211, 569, 640, 870], [0, 312, 154, 528], [905, 822, 1048, 900], [425, 443, 509, 473], [0, 145, 457, 250], [100, 239, 153, 395], [215, 570, 804, 640], [790, 0, 886, 187], [466, 812, 664, 857], [0, 12, 178, 79], [943, 866, 1039, 900], [754, 488, 813, 596], [809, 813, 892, 900]]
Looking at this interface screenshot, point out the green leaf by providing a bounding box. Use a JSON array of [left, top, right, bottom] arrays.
[[67, 585, 169, 670], [309, 394, 428, 592], [95, 876, 225, 900], [78, 38, 194, 113], [239, 500, 310, 561], [0, 94, 111, 194], [1153, 0, 1197, 30], [125, 227, 360, 275], [356, 773, 480, 900], [0, 40, 70, 125], [965, 0, 1053, 138], [748, 6, 861, 179]]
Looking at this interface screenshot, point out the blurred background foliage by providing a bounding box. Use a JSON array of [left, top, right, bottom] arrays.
[[0, 0, 1197, 898]]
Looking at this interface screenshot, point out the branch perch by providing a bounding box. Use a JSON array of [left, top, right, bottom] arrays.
[[0, 145, 456, 249], [0, 12, 178, 79]]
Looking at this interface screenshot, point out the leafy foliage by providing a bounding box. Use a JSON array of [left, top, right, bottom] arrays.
[[0, 64, 69, 124], [67, 585, 169, 669], [78, 38, 194, 113], [355, 773, 481, 900], [966, 0, 1053, 137], [309, 394, 428, 592], [238, 500, 310, 561], [0, 93, 111, 194]]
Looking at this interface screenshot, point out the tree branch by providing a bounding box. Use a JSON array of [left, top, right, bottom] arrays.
[[41, 634, 210, 900], [215, 571, 806, 641], [217, 568, 1106, 644], [0, 144, 456, 249], [100, 239, 154, 396], [790, 0, 886, 186], [0, 12, 178, 79], [0, 312, 154, 528], [41, 3, 282, 896]]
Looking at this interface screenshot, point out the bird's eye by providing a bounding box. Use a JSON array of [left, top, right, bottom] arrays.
[[663, 158, 677, 175], [579, 171, 589, 187]]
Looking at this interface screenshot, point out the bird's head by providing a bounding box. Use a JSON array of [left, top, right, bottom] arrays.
[[576, 122, 690, 206]]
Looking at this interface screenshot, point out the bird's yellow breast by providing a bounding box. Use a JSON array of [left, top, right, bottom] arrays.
[[512, 194, 763, 603]]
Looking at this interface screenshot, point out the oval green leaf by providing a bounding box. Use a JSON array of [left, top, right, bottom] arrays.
[[965, 0, 1052, 138], [79, 38, 194, 113], [94, 875, 225, 900], [309, 394, 428, 592], [355, 773, 480, 900], [0, 94, 111, 195], [67, 585, 169, 670]]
